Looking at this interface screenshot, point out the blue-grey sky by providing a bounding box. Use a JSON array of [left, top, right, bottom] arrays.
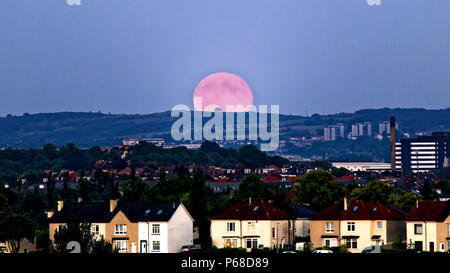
[[0, 0, 449, 116]]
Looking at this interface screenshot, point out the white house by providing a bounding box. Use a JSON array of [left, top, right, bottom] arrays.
[[137, 203, 194, 253]]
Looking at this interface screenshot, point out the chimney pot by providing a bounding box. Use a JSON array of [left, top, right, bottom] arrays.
[[344, 196, 349, 211], [110, 199, 118, 212], [57, 200, 64, 211], [46, 211, 54, 218]]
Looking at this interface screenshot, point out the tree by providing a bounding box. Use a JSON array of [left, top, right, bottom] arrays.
[[392, 234, 406, 250], [295, 170, 346, 211], [78, 170, 91, 202], [0, 193, 11, 213], [419, 180, 437, 200], [47, 171, 57, 209], [91, 236, 115, 254], [351, 180, 418, 212], [232, 174, 274, 202], [350, 180, 393, 202], [0, 214, 37, 253], [120, 168, 151, 202], [189, 169, 210, 247], [53, 221, 94, 253]]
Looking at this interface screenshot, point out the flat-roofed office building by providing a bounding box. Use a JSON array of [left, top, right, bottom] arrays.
[[395, 132, 450, 173]]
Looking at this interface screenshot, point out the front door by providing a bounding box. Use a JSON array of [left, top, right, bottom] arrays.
[[140, 240, 147, 253], [429, 242, 434, 252], [415, 241, 423, 251]]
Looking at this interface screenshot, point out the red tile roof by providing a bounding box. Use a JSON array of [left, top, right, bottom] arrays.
[[311, 200, 406, 221], [212, 200, 291, 220], [405, 200, 450, 222], [262, 176, 280, 182], [335, 176, 357, 181], [216, 178, 230, 183]]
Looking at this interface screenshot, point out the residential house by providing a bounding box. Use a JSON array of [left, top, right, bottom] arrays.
[[405, 200, 450, 252], [291, 205, 316, 239], [210, 200, 293, 250], [310, 197, 406, 253], [48, 200, 194, 253], [0, 212, 48, 253]]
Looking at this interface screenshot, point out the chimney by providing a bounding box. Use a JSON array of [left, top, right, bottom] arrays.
[[57, 200, 64, 211], [110, 199, 118, 212], [249, 197, 252, 206], [46, 211, 54, 219], [416, 200, 419, 208], [390, 116, 396, 172], [344, 196, 349, 211]]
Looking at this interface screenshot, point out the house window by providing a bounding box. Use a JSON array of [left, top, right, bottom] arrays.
[[272, 227, 276, 238], [91, 224, 100, 236], [345, 239, 358, 249], [115, 224, 127, 235], [347, 222, 355, 232], [248, 222, 256, 233], [152, 241, 160, 251], [246, 238, 258, 249], [224, 238, 238, 248], [152, 224, 160, 235], [227, 222, 235, 232], [326, 222, 334, 233], [377, 222, 382, 229], [439, 243, 445, 251], [414, 224, 423, 235], [114, 240, 127, 252]]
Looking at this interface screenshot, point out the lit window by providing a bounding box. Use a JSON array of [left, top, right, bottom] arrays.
[[248, 222, 255, 232], [224, 239, 238, 248]]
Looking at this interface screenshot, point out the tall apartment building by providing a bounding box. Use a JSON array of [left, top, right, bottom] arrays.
[[378, 121, 399, 137], [395, 132, 450, 173], [324, 124, 345, 141], [350, 122, 372, 138]]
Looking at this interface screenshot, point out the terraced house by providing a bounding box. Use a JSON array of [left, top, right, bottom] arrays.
[[310, 197, 406, 253], [405, 200, 450, 252], [210, 200, 293, 250], [48, 200, 194, 253]]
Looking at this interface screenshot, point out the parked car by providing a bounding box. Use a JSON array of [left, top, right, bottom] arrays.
[[361, 245, 381, 253], [181, 244, 201, 253], [312, 249, 333, 253]]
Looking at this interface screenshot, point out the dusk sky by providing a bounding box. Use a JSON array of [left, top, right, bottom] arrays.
[[0, 0, 449, 116]]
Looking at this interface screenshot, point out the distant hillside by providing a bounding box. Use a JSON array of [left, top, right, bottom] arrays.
[[1, 108, 450, 152]]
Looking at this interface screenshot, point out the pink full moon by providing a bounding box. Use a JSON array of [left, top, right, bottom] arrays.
[[193, 72, 253, 112]]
